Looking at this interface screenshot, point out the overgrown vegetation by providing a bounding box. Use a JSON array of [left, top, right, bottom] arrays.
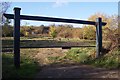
[[63, 48, 93, 63], [84, 48, 119, 69], [48, 47, 119, 69]]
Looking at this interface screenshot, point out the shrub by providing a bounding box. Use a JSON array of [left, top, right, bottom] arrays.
[[82, 26, 96, 40], [49, 26, 57, 38]]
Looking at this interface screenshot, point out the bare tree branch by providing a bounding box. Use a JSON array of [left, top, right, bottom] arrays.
[[0, 2, 11, 25]]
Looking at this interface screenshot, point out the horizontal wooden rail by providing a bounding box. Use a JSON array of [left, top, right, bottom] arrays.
[[2, 45, 96, 48], [3, 13, 106, 26]]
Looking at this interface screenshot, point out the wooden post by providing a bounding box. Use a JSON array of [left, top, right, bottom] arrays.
[[14, 7, 21, 68], [96, 17, 102, 58]]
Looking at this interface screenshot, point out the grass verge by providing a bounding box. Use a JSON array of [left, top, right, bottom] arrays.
[[2, 49, 40, 79], [48, 47, 119, 69], [84, 48, 120, 69]]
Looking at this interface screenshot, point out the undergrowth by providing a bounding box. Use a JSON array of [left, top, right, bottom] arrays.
[[48, 47, 119, 69]]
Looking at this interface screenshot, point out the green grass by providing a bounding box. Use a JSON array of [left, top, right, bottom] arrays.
[[63, 48, 95, 63], [48, 47, 119, 69], [2, 49, 40, 79], [84, 48, 120, 69], [47, 48, 95, 64]]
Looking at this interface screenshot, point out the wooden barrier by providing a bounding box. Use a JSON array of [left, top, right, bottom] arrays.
[[3, 7, 106, 68]]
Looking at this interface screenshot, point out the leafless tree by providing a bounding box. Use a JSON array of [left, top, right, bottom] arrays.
[[0, 2, 11, 25]]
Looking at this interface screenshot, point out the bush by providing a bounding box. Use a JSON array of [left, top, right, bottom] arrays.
[[49, 26, 57, 38], [82, 26, 96, 40], [2, 26, 13, 37]]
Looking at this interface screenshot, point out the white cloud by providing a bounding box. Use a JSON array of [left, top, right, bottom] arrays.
[[53, 0, 68, 8]]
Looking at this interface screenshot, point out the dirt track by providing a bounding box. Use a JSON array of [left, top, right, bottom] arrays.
[[35, 63, 119, 78], [34, 48, 119, 79]]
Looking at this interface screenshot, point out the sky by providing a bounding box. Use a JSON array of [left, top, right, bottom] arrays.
[[7, 2, 118, 27]]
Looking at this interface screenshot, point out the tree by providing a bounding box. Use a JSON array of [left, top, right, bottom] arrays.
[[88, 13, 118, 30], [108, 15, 118, 30], [88, 13, 108, 29], [49, 24, 57, 38], [88, 12, 118, 51], [87, 13, 118, 40], [2, 23, 13, 37], [72, 28, 83, 39], [57, 26, 73, 38], [82, 26, 96, 40], [2, 16, 12, 37], [2, 14, 12, 37], [82, 13, 108, 40], [1, 2, 11, 37], [0, 2, 11, 25]]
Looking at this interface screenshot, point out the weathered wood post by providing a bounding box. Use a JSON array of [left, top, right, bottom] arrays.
[[96, 17, 102, 58], [14, 7, 21, 68]]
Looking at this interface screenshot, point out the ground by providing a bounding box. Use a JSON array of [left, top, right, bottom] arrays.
[[36, 63, 118, 78], [2, 37, 119, 79], [33, 48, 119, 79]]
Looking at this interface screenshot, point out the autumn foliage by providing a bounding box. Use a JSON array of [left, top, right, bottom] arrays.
[[2, 13, 118, 43]]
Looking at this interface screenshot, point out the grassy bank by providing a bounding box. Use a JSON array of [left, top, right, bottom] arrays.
[[48, 47, 119, 69], [84, 48, 120, 69], [2, 49, 40, 79], [64, 48, 120, 69]]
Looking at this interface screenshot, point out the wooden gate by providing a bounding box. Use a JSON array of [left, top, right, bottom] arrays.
[[3, 7, 106, 68]]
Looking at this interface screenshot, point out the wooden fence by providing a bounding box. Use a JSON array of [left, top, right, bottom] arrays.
[[3, 7, 106, 68]]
